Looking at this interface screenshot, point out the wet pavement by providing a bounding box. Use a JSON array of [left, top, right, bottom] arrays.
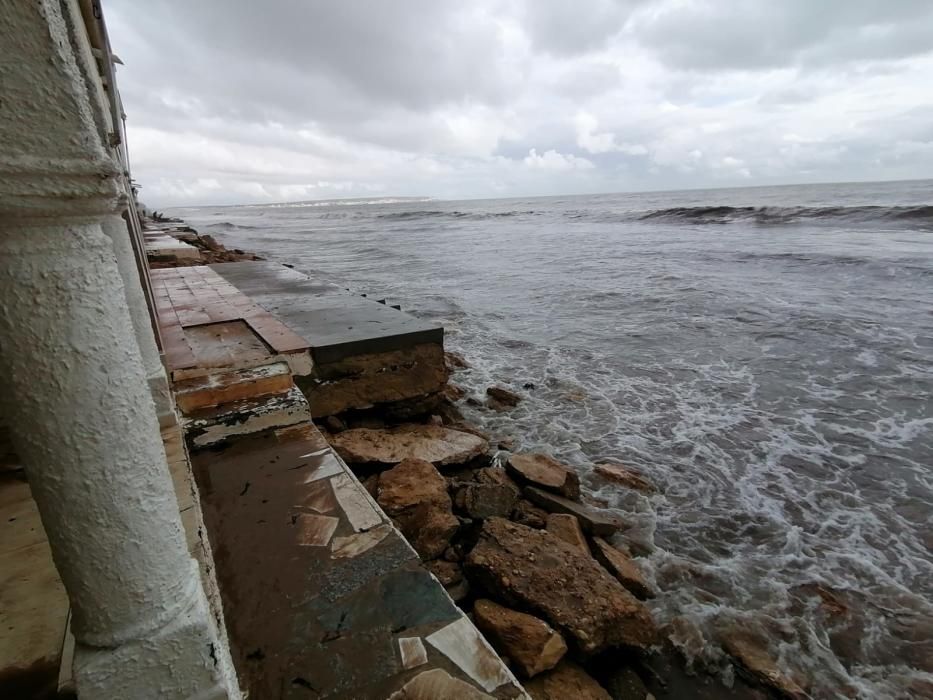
[[210, 262, 442, 365], [191, 424, 525, 699]]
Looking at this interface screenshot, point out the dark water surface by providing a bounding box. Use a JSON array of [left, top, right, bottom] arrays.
[[176, 180, 933, 698]]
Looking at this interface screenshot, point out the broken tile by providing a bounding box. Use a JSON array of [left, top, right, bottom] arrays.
[[388, 668, 493, 700], [331, 473, 383, 532], [299, 447, 331, 459], [302, 452, 345, 484], [425, 617, 515, 693], [331, 524, 391, 559], [398, 636, 428, 670], [300, 479, 338, 515], [295, 513, 339, 547]]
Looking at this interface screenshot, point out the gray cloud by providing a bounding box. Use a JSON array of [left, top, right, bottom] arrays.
[[629, 0, 933, 70], [104, 0, 933, 206]]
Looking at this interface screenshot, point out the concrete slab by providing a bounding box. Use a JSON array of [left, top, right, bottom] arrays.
[[145, 233, 201, 260], [210, 262, 443, 365]]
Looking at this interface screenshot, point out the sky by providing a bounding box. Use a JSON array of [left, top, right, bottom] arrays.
[[105, 0, 933, 207]]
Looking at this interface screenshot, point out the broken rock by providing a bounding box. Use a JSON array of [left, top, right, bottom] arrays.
[[719, 626, 808, 699], [464, 518, 658, 654], [511, 499, 548, 529], [377, 458, 459, 559], [445, 351, 470, 370], [487, 386, 522, 407], [524, 486, 627, 536], [591, 537, 654, 600], [426, 559, 463, 587], [594, 463, 656, 493], [454, 468, 520, 519], [473, 599, 567, 678], [524, 661, 611, 700], [331, 424, 488, 467], [507, 453, 580, 499], [603, 667, 652, 700], [546, 514, 590, 554]]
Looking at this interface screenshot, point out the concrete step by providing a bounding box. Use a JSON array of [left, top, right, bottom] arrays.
[[173, 362, 294, 414]]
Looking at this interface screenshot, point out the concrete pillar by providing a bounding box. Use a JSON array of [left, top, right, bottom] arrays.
[[101, 214, 175, 425], [0, 220, 239, 699]]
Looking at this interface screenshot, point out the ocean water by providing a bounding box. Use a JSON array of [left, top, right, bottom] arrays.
[[175, 180, 933, 698]]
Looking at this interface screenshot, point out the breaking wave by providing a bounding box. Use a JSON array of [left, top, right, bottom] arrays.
[[636, 204, 933, 226], [376, 209, 541, 221], [210, 221, 260, 230], [366, 204, 933, 228]]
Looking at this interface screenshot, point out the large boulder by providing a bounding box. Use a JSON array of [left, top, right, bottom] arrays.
[[453, 468, 520, 519], [332, 424, 488, 467], [591, 537, 654, 600], [464, 518, 658, 655], [473, 599, 567, 679], [524, 487, 627, 536], [507, 453, 580, 499], [377, 458, 459, 559], [524, 661, 611, 700]]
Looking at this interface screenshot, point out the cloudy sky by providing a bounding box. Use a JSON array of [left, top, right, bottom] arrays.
[[105, 0, 933, 207]]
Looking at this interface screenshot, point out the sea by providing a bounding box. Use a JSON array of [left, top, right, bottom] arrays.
[[174, 179, 933, 699]]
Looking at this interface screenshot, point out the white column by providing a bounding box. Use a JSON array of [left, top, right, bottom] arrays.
[[0, 220, 239, 699], [100, 214, 175, 425]]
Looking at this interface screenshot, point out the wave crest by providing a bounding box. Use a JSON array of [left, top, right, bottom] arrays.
[[637, 204, 933, 226]]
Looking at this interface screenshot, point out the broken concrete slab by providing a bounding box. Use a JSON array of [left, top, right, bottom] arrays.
[[332, 424, 488, 467], [182, 385, 311, 448], [173, 362, 294, 413]]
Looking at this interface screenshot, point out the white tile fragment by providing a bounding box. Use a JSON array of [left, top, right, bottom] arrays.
[[331, 473, 383, 532], [398, 636, 428, 670], [425, 617, 513, 692], [302, 452, 344, 484], [330, 524, 391, 559], [299, 448, 331, 459], [295, 513, 339, 547]]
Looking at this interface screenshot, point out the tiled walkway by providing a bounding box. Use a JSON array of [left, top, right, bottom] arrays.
[[151, 266, 311, 373]]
